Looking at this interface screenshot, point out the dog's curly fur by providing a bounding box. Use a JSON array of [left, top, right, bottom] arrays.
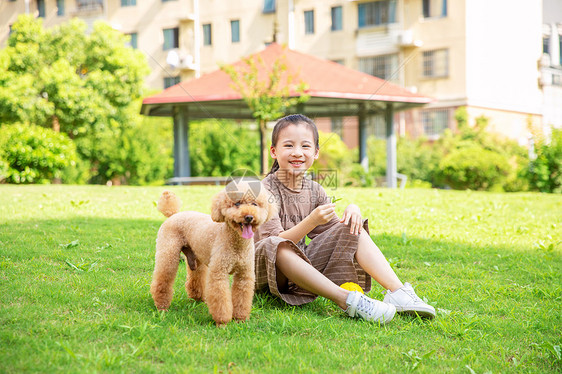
[[150, 181, 276, 326]]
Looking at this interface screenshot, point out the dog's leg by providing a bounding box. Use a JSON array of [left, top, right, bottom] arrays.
[[185, 262, 208, 301], [205, 256, 233, 326], [150, 237, 182, 311], [231, 264, 256, 322]]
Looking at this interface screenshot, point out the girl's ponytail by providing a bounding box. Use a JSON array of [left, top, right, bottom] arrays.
[[267, 160, 280, 176]]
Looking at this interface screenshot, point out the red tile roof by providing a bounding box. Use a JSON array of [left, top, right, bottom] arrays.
[[143, 43, 431, 106]]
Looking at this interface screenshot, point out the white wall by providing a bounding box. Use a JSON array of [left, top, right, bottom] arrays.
[[465, 0, 543, 115]]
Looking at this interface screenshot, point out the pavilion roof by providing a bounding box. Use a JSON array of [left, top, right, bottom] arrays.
[[141, 43, 431, 118]]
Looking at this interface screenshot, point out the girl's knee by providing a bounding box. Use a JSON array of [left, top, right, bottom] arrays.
[[276, 241, 295, 260]]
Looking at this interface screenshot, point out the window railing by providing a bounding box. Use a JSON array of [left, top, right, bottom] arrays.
[[75, 0, 103, 11]]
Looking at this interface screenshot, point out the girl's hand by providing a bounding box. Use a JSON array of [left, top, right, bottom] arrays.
[[310, 203, 337, 226], [340, 204, 362, 235]]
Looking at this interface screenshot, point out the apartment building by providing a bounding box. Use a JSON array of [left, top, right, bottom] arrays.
[[2, 0, 558, 146], [197, 0, 550, 147], [541, 0, 562, 135], [0, 0, 199, 89]]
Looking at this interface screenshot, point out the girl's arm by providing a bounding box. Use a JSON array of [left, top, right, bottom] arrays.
[[278, 203, 337, 243]]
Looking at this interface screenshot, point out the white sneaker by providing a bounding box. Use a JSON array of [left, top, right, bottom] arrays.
[[345, 291, 396, 325], [383, 282, 436, 318]]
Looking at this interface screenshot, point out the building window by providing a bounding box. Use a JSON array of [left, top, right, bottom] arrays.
[[420, 108, 450, 138], [331, 6, 343, 31], [162, 0, 177, 2], [202, 24, 212, 46], [423, 0, 447, 18], [231, 20, 240, 43], [331, 59, 345, 65], [164, 76, 180, 89], [331, 117, 343, 139], [163, 28, 179, 50], [76, 0, 102, 11], [37, 0, 45, 17], [56, 0, 64, 16], [121, 0, 136, 6], [304, 10, 314, 34], [263, 0, 275, 14], [543, 36, 550, 55], [558, 34, 562, 65], [358, 54, 399, 82], [358, 0, 396, 28], [422, 49, 448, 78], [126, 33, 137, 49]]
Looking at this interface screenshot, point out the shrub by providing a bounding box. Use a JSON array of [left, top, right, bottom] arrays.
[[438, 145, 511, 190], [84, 116, 173, 185], [313, 131, 353, 187], [0, 123, 76, 183], [527, 127, 562, 193], [189, 120, 260, 176]]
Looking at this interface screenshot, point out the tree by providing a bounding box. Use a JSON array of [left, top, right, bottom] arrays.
[[0, 15, 151, 183], [221, 45, 309, 175]]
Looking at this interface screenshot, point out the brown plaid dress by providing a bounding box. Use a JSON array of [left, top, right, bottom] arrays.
[[254, 173, 371, 305]]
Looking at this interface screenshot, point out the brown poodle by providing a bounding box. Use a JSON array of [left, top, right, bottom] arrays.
[[150, 180, 276, 326]]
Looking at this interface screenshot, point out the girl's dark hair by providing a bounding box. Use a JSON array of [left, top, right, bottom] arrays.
[[267, 114, 319, 175]]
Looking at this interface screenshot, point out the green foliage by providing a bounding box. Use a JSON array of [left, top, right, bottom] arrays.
[[189, 120, 260, 176], [0, 123, 76, 183], [433, 108, 529, 191], [438, 146, 511, 190], [527, 127, 562, 193], [220, 45, 309, 173], [0, 15, 153, 184], [220, 46, 309, 124]]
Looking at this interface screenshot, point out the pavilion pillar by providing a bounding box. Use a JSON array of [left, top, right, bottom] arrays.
[[173, 106, 190, 179], [385, 103, 397, 188], [358, 103, 368, 172]]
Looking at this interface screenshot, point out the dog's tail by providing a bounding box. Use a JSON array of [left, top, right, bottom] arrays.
[[157, 190, 182, 218]]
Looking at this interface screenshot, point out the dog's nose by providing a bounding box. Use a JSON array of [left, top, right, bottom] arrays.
[[244, 215, 254, 223]]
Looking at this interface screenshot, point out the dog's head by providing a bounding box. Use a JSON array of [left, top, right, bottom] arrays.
[[211, 179, 277, 239]]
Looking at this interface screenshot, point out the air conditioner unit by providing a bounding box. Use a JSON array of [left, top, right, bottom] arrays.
[[396, 30, 422, 47], [166, 49, 196, 71]]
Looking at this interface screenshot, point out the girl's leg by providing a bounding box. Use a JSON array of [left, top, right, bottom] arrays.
[[355, 228, 403, 292], [276, 242, 349, 309]]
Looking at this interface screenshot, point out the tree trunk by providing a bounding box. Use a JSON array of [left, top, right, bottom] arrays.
[[52, 115, 60, 132], [259, 120, 269, 176]]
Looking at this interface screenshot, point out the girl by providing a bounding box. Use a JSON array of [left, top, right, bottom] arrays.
[[254, 114, 435, 324]]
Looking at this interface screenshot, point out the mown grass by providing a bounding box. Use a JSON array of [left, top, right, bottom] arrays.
[[0, 185, 560, 373]]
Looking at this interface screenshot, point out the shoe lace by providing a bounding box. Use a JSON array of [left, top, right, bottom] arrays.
[[403, 287, 423, 304], [356, 295, 376, 314]]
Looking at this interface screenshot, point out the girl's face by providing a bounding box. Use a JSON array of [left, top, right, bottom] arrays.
[[270, 123, 319, 176]]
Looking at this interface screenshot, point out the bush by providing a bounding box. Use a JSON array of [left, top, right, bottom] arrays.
[[527, 127, 562, 193], [313, 131, 353, 187], [189, 120, 260, 176], [0, 123, 76, 183], [438, 145, 511, 190], [84, 116, 173, 185]]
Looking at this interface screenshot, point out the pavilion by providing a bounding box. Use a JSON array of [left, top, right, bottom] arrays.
[[140, 43, 432, 187]]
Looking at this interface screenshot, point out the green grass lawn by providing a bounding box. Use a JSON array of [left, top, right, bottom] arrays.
[[1, 185, 560, 373]]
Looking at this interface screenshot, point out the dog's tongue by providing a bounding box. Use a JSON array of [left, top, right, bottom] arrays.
[[241, 223, 254, 239]]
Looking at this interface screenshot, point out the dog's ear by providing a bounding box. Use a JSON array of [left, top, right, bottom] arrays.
[[210, 191, 227, 222], [265, 192, 278, 222]]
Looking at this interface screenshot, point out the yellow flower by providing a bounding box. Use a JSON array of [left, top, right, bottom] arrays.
[[340, 282, 364, 294]]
